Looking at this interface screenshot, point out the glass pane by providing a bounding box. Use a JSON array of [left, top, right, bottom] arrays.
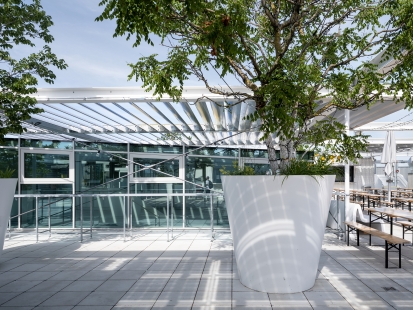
[[184, 196, 228, 228], [20, 184, 73, 228], [74, 152, 128, 228], [185, 157, 233, 193], [75, 142, 127, 152], [241, 148, 269, 158], [188, 147, 238, 157], [133, 158, 179, 178], [0, 139, 18, 147], [129, 183, 183, 228], [0, 148, 18, 177], [297, 151, 314, 160], [24, 153, 70, 178], [245, 163, 271, 175], [130, 144, 182, 154], [21, 139, 73, 149]]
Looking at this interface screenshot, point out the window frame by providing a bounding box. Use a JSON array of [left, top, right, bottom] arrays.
[[129, 153, 183, 184], [20, 149, 74, 185]]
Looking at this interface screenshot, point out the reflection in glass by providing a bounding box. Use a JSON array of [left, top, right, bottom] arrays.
[[21, 139, 73, 149], [245, 163, 271, 175], [129, 183, 183, 228], [185, 156, 229, 228], [241, 148, 268, 158], [133, 158, 179, 178], [24, 153, 70, 178], [188, 147, 238, 157], [130, 144, 182, 154], [75, 142, 127, 152], [0, 138, 18, 147], [20, 184, 73, 228], [75, 152, 128, 228]]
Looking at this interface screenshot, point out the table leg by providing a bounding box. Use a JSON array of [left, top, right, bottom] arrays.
[[369, 211, 372, 246], [390, 217, 393, 235]]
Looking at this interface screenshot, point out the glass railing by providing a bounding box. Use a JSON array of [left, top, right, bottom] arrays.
[[8, 192, 225, 243]]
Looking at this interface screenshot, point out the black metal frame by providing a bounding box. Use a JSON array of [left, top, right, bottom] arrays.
[[401, 223, 413, 246], [369, 210, 393, 239], [346, 224, 403, 268]]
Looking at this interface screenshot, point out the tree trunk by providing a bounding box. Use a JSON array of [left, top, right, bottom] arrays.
[[266, 136, 296, 174], [266, 135, 279, 174]]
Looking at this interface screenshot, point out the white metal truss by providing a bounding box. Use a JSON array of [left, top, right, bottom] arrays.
[[4, 86, 407, 145]]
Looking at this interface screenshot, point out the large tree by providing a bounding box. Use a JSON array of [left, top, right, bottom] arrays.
[[97, 0, 413, 173], [0, 0, 67, 140]]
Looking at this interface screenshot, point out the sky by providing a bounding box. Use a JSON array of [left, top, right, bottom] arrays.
[[14, 1, 413, 140]]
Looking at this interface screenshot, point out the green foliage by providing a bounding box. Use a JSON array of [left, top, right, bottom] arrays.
[[0, 166, 16, 178], [280, 159, 340, 177], [97, 0, 413, 169], [280, 159, 341, 184], [0, 0, 67, 141], [220, 161, 255, 175]]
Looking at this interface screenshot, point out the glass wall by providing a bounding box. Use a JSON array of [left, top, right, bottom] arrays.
[[184, 156, 232, 228], [129, 183, 183, 228], [74, 152, 128, 228], [133, 158, 179, 178], [24, 153, 70, 178], [20, 184, 73, 228], [5, 139, 278, 230]]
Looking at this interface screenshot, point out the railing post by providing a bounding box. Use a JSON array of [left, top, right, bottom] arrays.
[[48, 197, 51, 238], [90, 199, 93, 239], [129, 196, 132, 240], [35, 197, 38, 243], [167, 195, 169, 242], [123, 196, 126, 242], [210, 193, 214, 242], [80, 196, 83, 243], [171, 195, 174, 240]]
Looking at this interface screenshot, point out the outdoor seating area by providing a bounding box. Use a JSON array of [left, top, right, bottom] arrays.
[[1, 229, 413, 309], [335, 188, 413, 211]]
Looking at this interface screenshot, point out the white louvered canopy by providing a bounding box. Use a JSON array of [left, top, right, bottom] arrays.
[[4, 85, 407, 146]]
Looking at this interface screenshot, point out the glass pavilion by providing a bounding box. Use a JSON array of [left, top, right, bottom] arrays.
[[2, 86, 409, 230]]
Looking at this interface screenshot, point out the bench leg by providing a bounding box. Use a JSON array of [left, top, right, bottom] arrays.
[[403, 227, 405, 246], [399, 244, 402, 268], [357, 229, 359, 246], [347, 225, 349, 246], [385, 240, 388, 268]]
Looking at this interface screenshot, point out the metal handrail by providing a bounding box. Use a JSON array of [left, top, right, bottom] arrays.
[[8, 192, 224, 243]]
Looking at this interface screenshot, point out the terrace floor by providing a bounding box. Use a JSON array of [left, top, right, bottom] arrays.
[[1, 227, 413, 309]]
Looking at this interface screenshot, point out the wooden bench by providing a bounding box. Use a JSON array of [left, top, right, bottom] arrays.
[[344, 221, 410, 268], [396, 221, 413, 244]]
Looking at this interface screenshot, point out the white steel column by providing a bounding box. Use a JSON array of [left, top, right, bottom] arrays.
[[344, 110, 350, 218], [182, 144, 186, 228]]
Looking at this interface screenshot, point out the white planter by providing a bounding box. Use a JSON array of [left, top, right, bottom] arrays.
[[221, 175, 335, 293], [0, 179, 17, 257]]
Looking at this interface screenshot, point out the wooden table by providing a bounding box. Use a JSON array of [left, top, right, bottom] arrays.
[[394, 197, 413, 211], [366, 207, 413, 235], [362, 193, 382, 208]]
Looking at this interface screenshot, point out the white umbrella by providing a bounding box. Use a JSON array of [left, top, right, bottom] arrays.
[[381, 131, 396, 201]]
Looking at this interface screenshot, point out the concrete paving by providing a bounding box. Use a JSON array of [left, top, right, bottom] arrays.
[[1, 227, 413, 309]]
